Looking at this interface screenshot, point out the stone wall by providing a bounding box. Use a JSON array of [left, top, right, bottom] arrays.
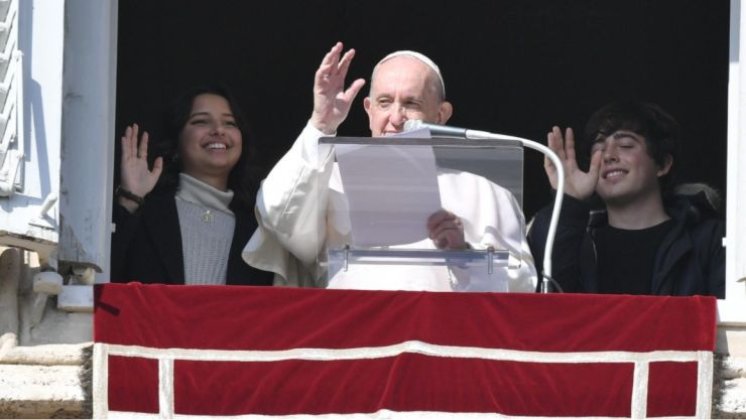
[[714, 327, 746, 418], [0, 338, 91, 418], [0, 247, 91, 418]]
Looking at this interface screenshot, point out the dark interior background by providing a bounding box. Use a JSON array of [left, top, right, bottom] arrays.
[[115, 0, 729, 220]]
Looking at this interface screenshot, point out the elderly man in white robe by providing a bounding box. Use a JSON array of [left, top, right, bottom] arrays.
[[243, 42, 537, 292]]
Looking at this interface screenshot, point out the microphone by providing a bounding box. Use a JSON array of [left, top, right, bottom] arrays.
[[403, 120, 468, 138], [403, 119, 516, 141]]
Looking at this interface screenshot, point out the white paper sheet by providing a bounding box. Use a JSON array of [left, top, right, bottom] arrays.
[[334, 129, 442, 247]]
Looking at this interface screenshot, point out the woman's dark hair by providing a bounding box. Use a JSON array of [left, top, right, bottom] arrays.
[[152, 84, 261, 209], [583, 100, 682, 198]]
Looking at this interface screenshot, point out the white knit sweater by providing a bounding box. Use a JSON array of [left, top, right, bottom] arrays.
[[175, 173, 235, 285]]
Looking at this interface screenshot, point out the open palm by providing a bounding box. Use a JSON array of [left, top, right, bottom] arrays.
[[310, 42, 366, 134], [120, 123, 163, 198], [544, 126, 601, 200]]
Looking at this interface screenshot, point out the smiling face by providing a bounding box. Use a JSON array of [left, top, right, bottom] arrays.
[[363, 55, 452, 137], [178, 93, 242, 189], [592, 130, 672, 206]]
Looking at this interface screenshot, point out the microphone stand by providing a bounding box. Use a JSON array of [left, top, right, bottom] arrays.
[[463, 129, 565, 294]]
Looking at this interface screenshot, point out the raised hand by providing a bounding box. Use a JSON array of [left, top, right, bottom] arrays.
[[119, 124, 163, 211], [427, 209, 467, 250], [309, 42, 366, 135], [544, 126, 602, 200]]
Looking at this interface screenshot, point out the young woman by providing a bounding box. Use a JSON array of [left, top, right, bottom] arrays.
[[111, 85, 274, 286]]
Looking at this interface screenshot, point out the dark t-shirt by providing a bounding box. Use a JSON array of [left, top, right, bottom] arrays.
[[595, 219, 675, 294]]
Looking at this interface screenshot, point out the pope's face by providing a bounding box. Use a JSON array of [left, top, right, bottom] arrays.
[[364, 56, 451, 137]]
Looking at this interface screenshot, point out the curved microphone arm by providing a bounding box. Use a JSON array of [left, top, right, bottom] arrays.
[[464, 129, 565, 293]]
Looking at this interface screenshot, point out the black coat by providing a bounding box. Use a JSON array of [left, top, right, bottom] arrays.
[[527, 190, 725, 298], [111, 193, 274, 286]]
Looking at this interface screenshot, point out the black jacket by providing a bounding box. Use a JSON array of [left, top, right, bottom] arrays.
[[527, 188, 725, 298], [111, 193, 274, 286]]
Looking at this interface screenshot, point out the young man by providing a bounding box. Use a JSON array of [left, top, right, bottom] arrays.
[[243, 42, 537, 292], [528, 101, 724, 297]]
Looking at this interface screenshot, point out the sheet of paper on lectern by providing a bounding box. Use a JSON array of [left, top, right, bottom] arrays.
[[334, 128, 441, 247]]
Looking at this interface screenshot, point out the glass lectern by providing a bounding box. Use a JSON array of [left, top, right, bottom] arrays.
[[316, 135, 527, 292]]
